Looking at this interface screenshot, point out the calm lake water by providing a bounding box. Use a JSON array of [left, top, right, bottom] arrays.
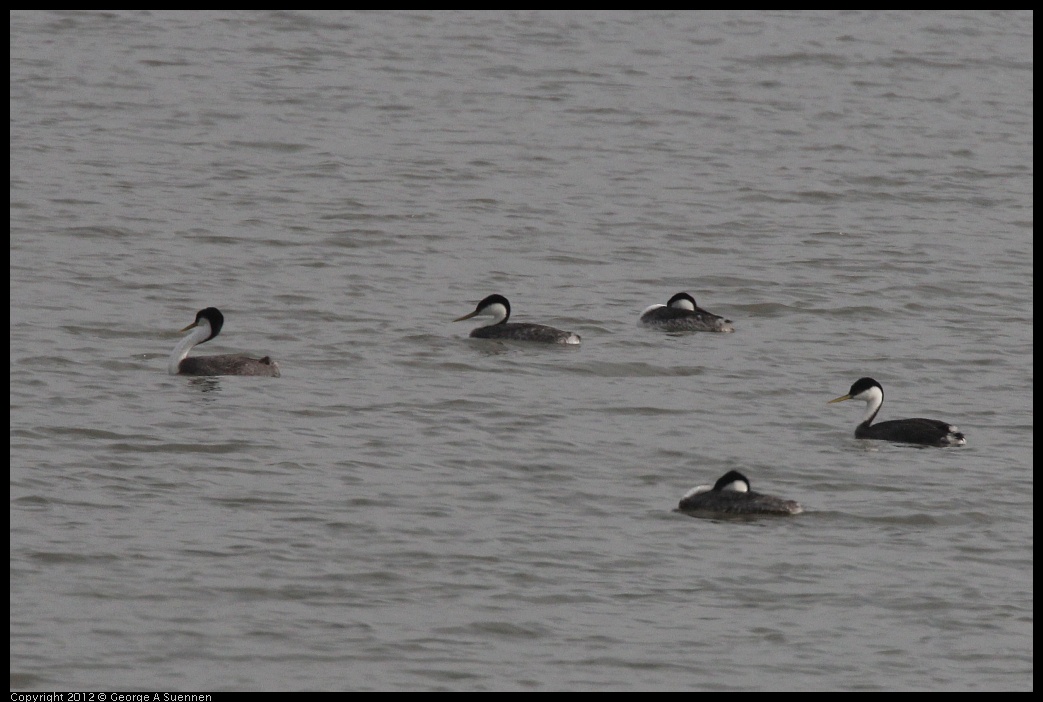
[[10, 10, 1033, 691]]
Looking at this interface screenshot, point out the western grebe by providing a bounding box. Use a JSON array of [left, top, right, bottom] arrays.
[[677, 470, 802, 516], [168, 307, 280, 377], [453, 294, 581, 345], [639, 292, 734, 332], [828, 377, 965, 446]]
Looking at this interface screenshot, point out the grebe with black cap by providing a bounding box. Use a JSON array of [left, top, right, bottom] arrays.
[[454, 294, 580, 345], [640, 292, 734, 332], [828, 377, 965, 446], [169, 307, 280, 377], [677, 470, 802, 516]]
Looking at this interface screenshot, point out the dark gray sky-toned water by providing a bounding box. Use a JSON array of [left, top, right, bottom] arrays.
[[10, 10, 1032, 691]]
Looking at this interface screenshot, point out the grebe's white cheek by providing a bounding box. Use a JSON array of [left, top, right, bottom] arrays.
[[722, 479, 748, 493]]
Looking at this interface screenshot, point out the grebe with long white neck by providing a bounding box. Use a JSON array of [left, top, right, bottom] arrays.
[[168, 307, 280, 377], [677, 470, 802, 516], [639, 292, 733, 332], [453, 294, 580, 345], [828, 377, 965, 446]]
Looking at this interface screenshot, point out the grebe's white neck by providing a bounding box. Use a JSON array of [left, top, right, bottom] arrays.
[[857, 385, 884, 425], [168, 320, 213, 375]]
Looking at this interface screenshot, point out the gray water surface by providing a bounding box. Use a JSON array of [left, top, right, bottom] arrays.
[[10, 10, 1033, 691]]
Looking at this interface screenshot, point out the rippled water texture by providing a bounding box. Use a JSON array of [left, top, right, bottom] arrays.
[[10, 10, 1032, 691]]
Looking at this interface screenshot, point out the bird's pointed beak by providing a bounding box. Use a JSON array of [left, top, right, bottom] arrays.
[[453, 309, 479, 322], [828, 394, 852, 404]]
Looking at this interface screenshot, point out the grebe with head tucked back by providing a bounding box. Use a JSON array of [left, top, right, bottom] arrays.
[[168, 307, 280, 377], [454, 294, 580, 345], [828, 377, 965, 446], [677, 470, 802, 516], [639, 292, 733, 332]]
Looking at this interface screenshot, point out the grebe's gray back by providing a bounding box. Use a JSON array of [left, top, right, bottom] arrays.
[[828, 377, 965, 446], [677, 470, 802, 516], [454, 294, 580, 345], [640, 292, 733, 332], [169, 307, 280, 377]]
